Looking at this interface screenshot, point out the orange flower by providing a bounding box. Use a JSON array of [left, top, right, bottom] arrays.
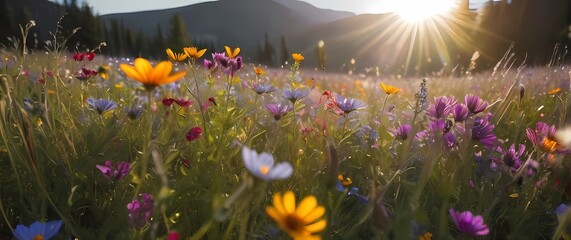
[[380, 82, 400, 95], [119, 58, 186, 91], [224, 45, 240, 58], [292, 53, 304, 63], [266, 191, 326, 240], [184, 47, 207, 59], [254, 67, 265, 76], [337, 174, 352, 187], [166, 48, 188, 62], [548, 88, 561, 95]]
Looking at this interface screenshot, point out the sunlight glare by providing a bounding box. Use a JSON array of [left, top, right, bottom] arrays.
[[390, 0, 457, 22]]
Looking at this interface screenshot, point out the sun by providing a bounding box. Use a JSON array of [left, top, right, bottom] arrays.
[[388, 0, 457, 22]]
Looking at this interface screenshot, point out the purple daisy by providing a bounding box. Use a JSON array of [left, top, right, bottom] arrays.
[[449, 208, 489, 236], [334, 94, 366, 114], [266, 103, 293, 121], [96, 160, 131, 181], [471, 114, 497, 148], [426, 96, 456, 119], [283, 88, 310, 104], [465, 94, 488, 115], [452, 104, 470, 122]]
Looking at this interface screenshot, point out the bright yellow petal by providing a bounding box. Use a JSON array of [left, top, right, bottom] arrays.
[[295, 196, 317, 219], [266, 206, 283, 222], [177, 53, 188, 61], [162, 70, 186, 85], [233, 47, 240, 57], [283, 191, 296, 214], [151, 61, 173, 84], [302, 206, 325, 223], [303, 219, 327, 233], [166, 48, 176, 61], [294, 235, 321, 240], [120, 63, 144, 83], [273, 192, 286, 214], [197, 49, 207, 58], [133, 58, 152, 82], [224, 46, 232, 57]]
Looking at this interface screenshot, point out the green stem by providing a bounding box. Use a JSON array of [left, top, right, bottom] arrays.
[[190, 220, 214, 240]]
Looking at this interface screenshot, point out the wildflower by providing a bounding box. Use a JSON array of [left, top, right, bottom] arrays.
[[168, 231, 180, 240], [266, 103, 293, 121], [127, 193, 155, 229], [464, 94, 488, 115], [418, 232, 432, 240], [414, 78, 429, 113], [333, 94, 366, 114], [252, 83, 277, 95], [186, 127, 202, 141], [72, 52, 84, 61], [283, 88, 310, 104], [86, 98, 117, 115], [526, 122, 571, 154], [556, 204, 568, 215], [126, 105, 143, 120], [75, 67, 98, 81], [203, 59, 215, 70], [162, 97, 176, 107], [98, 65, 110, 80], [119, 58, 186, 91], [494, 144, 525, 171], [427, 96, 456, 119], [292, 53, 304, 63], [395, 124, 412, 141], [254, 67, 265, 75], [449, 208, 489, 236], [13, 220, 63, 240], [471, 114, 497, 148], [96, 160, 131, 181], [86, 52, 96, 61], [224, 45, 240, 58], [242, 146, 292, 181], [166, 48, 188, 62], [337, 174, 352, 187], [452, 104, 469, 122], [526, 159, 539, 176], [184, 47, 207, 59], [226, 56, 243, 77], [174, 98, 192, 107], [379, 82, 400, 95], [212, 52, 229, 68], [356, 126, 379, 148], [266, 191, 327, 239]]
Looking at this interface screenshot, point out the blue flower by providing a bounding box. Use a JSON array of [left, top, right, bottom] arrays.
[[13, 220, 63, 240], [252, 83, 277, 95], [283, 88, 310, 104], [333, 94, 366, 114], [86, 98, 117, 115], [336, 181, 369, 204], [242, 146, 292, 181], [126, 105, 143, 120]]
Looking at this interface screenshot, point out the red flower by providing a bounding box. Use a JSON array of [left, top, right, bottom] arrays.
[[168, 231, 180, 240], [73, 53, 84, 61], [86, 52, 96, 61], [208, 97, 217, 106], [175, 98, 192, 107], [186, 127, 202, 142], [162, 98, 175, 107]]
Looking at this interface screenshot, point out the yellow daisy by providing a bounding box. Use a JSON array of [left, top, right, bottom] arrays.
[[224, 45, 240, 58], [266, 191, 327, 240], [166, 48, 188, 62], [380, 82, 400, 95], [292, 53, 304, 63], [119, 58, 186, 91], [184, 47, 207, 59]]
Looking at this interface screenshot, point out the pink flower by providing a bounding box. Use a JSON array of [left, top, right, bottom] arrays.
[[186, 127, 202, 141]]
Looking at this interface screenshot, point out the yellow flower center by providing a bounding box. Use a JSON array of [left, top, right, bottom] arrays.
[[33, 234, 44, 240], [283, 214, 304, 232], [260, 165, 270, 175]]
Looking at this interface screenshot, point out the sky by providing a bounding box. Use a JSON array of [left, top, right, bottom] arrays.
[[51, 0, 497, 15]]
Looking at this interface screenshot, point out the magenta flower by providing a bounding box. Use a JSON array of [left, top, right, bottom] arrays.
[[127, 193, 155, 229], [426, 96, 456, 119], [452, 104, 469, 122], [394, 124, 412, 141], [465, 94, 488, 115], [162, 98, 175, 107], [449, 208, 489, 236], [186, 127, 202, 141], [203, 59, 215, 70], [494, 144, 525, 171], [266, 103, 293, 120], [174, 98, 192, 107], [75, 67, 98, 81], [471, 114, 497, 148], [96, 160, 131, 181]]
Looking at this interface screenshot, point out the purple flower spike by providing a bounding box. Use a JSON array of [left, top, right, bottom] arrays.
[[452, 104, 470, 122], [127, 193, 155, 229], [395, 124, 412, 141], [465, 94, 488, 115], [449, 208, 489, 236], [471, 114, 497, 148], [427, 96, 456, 119], [96, 160, 131, 181], [266, 103, 293, 121]]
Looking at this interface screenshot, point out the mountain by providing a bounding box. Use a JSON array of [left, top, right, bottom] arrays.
[[100, 0, 354, 54], [3, 0, 64, 43]]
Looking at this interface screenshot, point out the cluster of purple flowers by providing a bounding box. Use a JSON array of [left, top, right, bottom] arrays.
[[127, 193, 155, 229], [204, 52, 243, 77]]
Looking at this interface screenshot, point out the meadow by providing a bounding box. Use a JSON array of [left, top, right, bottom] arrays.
[[1, 21, 571, 240]]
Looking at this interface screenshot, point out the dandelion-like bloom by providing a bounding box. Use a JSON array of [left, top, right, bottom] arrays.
[[292, 53, 304, 63], [242, 146, 292, 181], [186, 126, 202, 142], [266, 103, 293, 121], [452, 104, 469, 122], [127, 193, 155, 229], [471, 114, 497, 148], [166, 48, 188, 62], [266, 191, 327, 239], [449, 208, 489, 236], [96, 160, 131, 181], [464, 94, 488, 115], [252, 83, 277, 95], [183, 47, 207, 59], [13, 220, 63, 240], [119, 58, 186, 91], [283, 88, 310, 104], [334, 94, 366, 114], [395, 124, 412, 141], [380, 82, 400, 95], [427, 96, 456, 119], [126, 105, 143, 120], [86, 98, 117, 115], [224, 45, 240, 58]]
